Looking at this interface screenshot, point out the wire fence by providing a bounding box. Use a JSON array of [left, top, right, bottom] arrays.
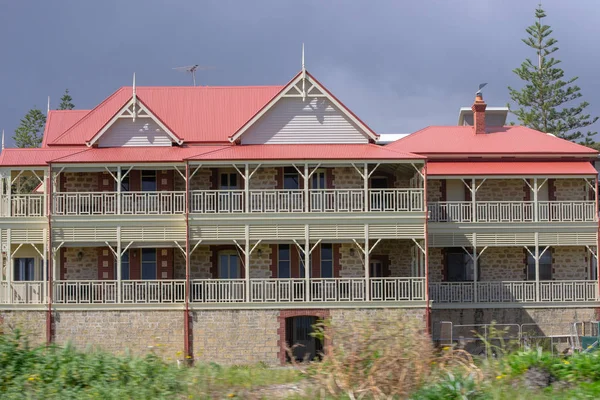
[[433, 321, 600, 356]]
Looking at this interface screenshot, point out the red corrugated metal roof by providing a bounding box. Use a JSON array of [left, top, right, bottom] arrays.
[[50, 146, 229, 164], [0, 148, 86, 166], [49, 86, 283, 146], [427, 161, 597, 176], [51, 87, 132, 146], [41, 110, 90, 147], [188, 144, 424, 161], [387, 126, 598, 155]]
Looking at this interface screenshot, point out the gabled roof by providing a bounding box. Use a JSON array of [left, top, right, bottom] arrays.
[[387, 126, 598, 156], [187, 144, 423, 161], [41, 110, 90, 147], [48, 86, 283, 146], [228, 70, 379, 143]]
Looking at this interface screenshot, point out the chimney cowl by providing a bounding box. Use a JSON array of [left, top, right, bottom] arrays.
[[472, 94, 487, 134]]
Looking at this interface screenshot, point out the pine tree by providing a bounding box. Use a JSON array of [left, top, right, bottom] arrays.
[[13, 108, 46, 148], [508, 5, 598, 143], [58, 88, 75, 110]]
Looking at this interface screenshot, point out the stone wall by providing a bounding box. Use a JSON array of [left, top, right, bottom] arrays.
[[330, 308, 426, 326], [249, 168, 278, 190], [338, 243, 363, 277], [553, 246, 589, 280], [332, 167, 362, 189], [338, 240, 415, 278], [174, 245, 213, 279], [177, 169, 212, 191], [427, 179, 443, 202], [62, 172, 99, 192], [476, 179, 524, 201], [554, 179, 588, 201], [62, 247, 99, 280], [249, 244, 273, 278], [0, 311, 46, 347], [192, 310, 280, 365], [54, 310, 184, 358], [479, 247, 525, 281], [428, 247, 444, 282]]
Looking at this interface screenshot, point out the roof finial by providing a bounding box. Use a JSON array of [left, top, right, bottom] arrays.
[[132, 72, 137, 122], [476, 83, 487, 98], [301, 43, 306, 101], [47, 96, 50, 115]]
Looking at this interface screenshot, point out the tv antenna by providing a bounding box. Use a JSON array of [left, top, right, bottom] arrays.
[[172, 64, 215, 86], [476, 83, 488, 96]]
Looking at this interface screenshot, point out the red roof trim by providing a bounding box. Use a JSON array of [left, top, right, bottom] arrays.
[[427, 161, 597, 176]]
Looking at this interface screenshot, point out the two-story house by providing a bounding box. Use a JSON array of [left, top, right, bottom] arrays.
[[0, 69, 597, 364]]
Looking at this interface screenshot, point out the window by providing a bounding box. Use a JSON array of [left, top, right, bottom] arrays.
[[527, 248, 552, 280], [141, 171, 157, 191], [283, 167, 300, 190], [219, 253, 240, 279], [278, 244, 291, 278], [370, 260, 383, 277], [14, 258, 35, 281], [141, 249, 157, 280], [321, 244, 333, 278], [115, 175, 130, 192], [120, 251, 130, 280], [446, 249, 474, 282], [220, 173, 238, 189], [311, 170, 326, 189]]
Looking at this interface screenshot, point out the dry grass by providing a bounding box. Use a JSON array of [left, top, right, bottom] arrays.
[[304, 314, 482, 399]]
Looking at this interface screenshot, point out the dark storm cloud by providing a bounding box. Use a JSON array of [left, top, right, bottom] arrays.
[[0, 0, 598, 146]]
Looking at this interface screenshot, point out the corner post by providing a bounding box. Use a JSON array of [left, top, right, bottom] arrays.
[[471, 178, 476, 222], [304, 163, 309, 213], [472, 233, 478, 303], [5, 229, 11, 302], [117, 166, 122, 215], [364, 224, 370, 301], [363, 163, 369, 211], [533, 178, 538, 222], [244, 225, 250, 302], [304, 224, 310, 301], [116, 226, 122, 303], [535, 232, 540, 302], [244, 164, 249, 213]]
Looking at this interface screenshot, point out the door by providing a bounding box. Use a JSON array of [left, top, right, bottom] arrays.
[[219, 253, 240, 279], [13, 258, 35, 281], [287, 316, 319, 362], [370, 260, 383, 277], [219, 172, 240, 212], [370, 177, 388, 210], [141, 249, 157, 280]]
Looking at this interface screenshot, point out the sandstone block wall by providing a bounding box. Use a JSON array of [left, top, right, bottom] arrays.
[[554, 179, 588, 201], [479, 247, 525, 281], [249, 168, 278, 190], [332, 167, 362, 188], [428, 248, 444, 282], [62, 247, 99, 280], [53, 310, 184, 358], [553, 246, 589, 280], [427, 179, 443, 202], [476, 179, 524, 201], [62, 172, 99, 192], [192, 310, 280, 365], [0, 311, 46, 347]]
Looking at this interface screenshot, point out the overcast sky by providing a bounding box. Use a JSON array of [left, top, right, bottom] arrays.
[[0, 0, 598, 147]]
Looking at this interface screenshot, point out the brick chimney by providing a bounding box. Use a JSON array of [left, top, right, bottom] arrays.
[[471, 93, 487, 134]]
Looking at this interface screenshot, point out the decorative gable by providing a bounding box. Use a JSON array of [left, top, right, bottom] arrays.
[[97, 118, 172, 147], [88, 97, 182, 148], [231, 70, 378, 144]]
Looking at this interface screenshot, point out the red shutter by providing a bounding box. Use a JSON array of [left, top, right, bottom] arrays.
[[97, 172, 112, 192], [157, 248, 173, 279], [210, 169, 219, 190], [275, 168, 283, 189], [97, 247, 115, 280], [129, 249, 140, 280], [270, 244, 278, 278], [129, 170, 141, 191], [59, 248, 66, 280], [158, 170, 174, 191]]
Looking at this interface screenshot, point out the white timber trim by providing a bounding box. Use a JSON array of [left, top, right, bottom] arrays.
[[228, 71, 379, 143], [86, 97, 183, 147]]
